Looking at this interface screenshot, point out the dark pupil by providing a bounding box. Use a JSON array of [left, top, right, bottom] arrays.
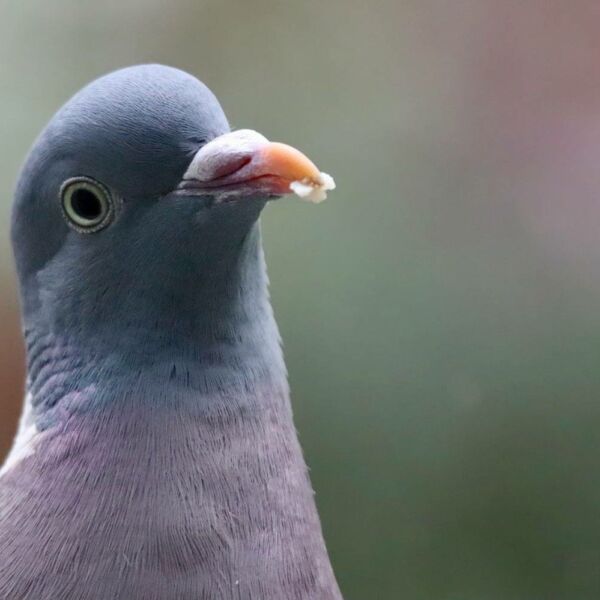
[[71, 188, 102, 221]]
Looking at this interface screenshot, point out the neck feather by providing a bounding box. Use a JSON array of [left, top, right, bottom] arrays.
[[5, 223, 342, 599], [21, 223, 286, 429]]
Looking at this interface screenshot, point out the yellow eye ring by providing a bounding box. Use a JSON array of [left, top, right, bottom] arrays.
[[60, 177, 114, 233]]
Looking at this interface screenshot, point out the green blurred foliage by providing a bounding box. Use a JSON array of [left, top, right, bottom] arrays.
[[2, 1, 600, 598]]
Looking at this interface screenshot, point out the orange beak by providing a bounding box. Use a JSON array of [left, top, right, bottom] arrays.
[[178, 129, 329, 199]]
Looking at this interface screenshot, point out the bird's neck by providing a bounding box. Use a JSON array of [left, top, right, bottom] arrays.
[[22, 223, 287, 427], [7, 225, 342, 598]]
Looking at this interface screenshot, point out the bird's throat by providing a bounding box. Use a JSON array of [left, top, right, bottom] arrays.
[[21, 222, 286, 427]]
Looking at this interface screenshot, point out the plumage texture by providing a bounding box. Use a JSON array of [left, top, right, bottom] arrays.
[[0, 65, 342, 599]]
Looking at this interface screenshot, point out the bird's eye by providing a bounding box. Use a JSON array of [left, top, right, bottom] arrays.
[[60, 177, 115, 233]]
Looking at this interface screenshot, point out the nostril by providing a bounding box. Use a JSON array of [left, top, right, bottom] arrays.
[[209, 155, 252, 180], [182, 129, 270, 183], [184, 151, 253, 183]]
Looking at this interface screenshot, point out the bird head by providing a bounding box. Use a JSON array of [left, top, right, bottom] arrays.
[[11, 65, 329, 351]]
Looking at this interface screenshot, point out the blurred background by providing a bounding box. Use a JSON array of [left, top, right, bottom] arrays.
[[2, 1, 600, 598]]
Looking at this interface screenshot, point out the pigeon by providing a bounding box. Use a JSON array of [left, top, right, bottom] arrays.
[[0, 64, 342, 600]]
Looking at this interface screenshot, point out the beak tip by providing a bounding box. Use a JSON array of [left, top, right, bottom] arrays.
[[289, 171, 336, 203]]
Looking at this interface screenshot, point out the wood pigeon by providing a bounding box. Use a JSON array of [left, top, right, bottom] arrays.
[[0, 64, 341, 599]]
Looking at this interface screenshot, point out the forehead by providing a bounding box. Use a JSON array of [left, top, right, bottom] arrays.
[[37, 65, 230, 197]]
